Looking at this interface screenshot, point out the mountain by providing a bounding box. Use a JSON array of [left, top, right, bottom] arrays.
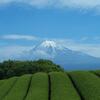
[[19, 40, 100, 70]]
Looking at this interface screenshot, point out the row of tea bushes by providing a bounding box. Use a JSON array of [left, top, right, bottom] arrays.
[[69, 71, 100, 100]]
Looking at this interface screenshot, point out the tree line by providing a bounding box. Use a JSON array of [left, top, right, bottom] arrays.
[[0, 59, 64, 79]]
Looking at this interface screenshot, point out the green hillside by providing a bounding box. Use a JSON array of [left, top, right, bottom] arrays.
[[0, 71, 100, 100], [0, 60, 63, 80]]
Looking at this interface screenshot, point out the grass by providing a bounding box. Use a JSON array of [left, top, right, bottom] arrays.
[[49, 72, 81, 100], [3, 74, 31, 100], [69, 71, 100, 100], [25, 72, 49, 100]]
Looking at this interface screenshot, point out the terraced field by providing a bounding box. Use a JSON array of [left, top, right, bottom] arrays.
[[0, 71, 100, 100]]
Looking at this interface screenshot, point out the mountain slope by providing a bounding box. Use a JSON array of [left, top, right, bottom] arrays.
[[19, 40, 100, 70]]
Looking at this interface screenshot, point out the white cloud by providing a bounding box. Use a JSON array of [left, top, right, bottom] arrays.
[[0, 0, 50, 8], [0, 0, 100, 10], [0, 45, 33, 61], [1, 34, 37, 40], [65, 43, 100, 57], [58, 0, 100, 9], [51, 38, 100, 57]]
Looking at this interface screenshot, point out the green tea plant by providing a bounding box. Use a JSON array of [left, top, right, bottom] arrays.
[[25, 72, 48, 100], [50, 72, 81, 100], [0, 77, 17, 99], [3, 75, 31, 100], [69, 71, 100, 100]]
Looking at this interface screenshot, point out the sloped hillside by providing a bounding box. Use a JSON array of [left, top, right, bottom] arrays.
[[0, 71, 100, 100]]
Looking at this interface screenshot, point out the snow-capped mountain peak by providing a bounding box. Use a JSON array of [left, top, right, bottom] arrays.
[[19, 40, 100, 70], [40, 40, 57, 48]]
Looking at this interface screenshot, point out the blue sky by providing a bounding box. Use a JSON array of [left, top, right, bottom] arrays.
[[0, 4, 100, 39], [0, 0, 100, 60]]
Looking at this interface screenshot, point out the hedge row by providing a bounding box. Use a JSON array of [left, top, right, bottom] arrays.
[[0, 79, 6, 88], [0, 77, 17, 99], [49, 72, 81, 100], [93, 70, 100, 77], [69, 71, 100, 100], [26, 73, 49, 100], [0, 71, 100, 100], [3, 75, 31, 100]]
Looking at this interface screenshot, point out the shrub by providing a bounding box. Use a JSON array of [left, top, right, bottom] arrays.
[[0, 79, 6, 87], [25, 72, 48, 100], [49, 72, 81, 100], [3, 74, 31, 100], [0, 77, 17, 99], [69, 71, 100, 100], [93, 70, 100, 76]]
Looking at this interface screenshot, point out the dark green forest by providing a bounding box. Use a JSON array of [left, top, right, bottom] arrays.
[[0, 59, 64, 79]]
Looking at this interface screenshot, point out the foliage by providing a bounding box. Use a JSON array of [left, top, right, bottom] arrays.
[[69, 71, 100, 100], [3, 75, 31, 100], [0, 77, 17, 99], [0, 59, 63, 79], [49, 72, 81, 100], [93, 70, 100, 76], [26, 72, 48, 100], [0, 71, 99, 100]]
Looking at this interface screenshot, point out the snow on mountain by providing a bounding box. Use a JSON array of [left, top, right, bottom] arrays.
[[40, 40, 57, 48], [19, 40, 100, 70]]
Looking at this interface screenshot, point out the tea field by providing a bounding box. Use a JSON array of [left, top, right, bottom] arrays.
[[0, 71, 100, 100]]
